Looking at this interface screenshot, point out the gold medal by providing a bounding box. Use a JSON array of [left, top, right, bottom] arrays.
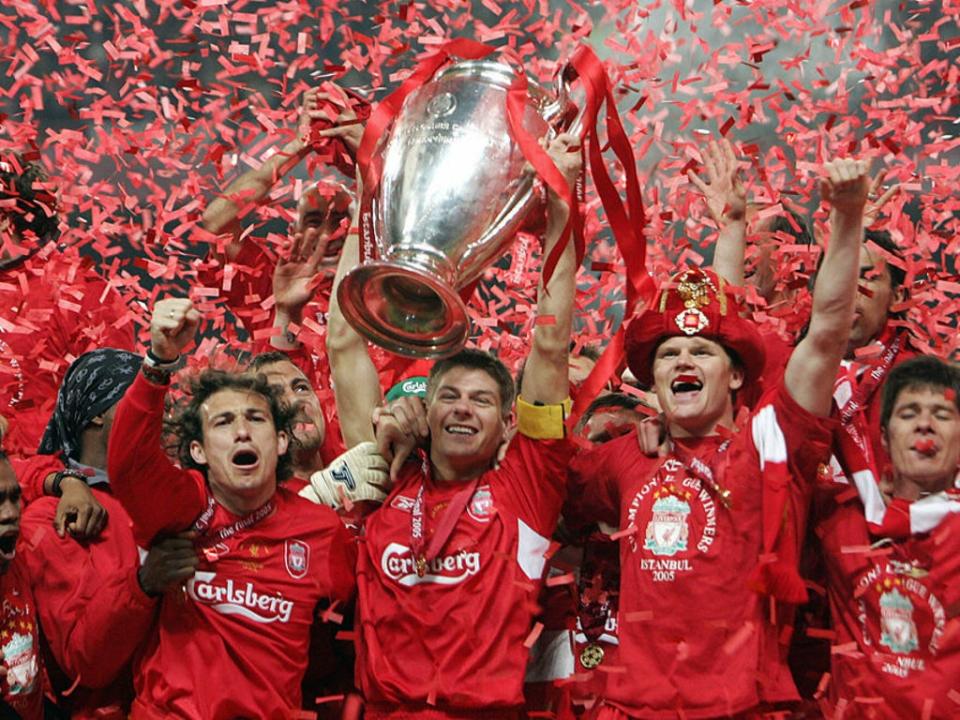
[[579, 643, 605, 669], [416, 555, 427, 577]]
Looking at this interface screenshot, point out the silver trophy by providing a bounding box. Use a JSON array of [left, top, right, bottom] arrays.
[[338, 59, 580, 358]]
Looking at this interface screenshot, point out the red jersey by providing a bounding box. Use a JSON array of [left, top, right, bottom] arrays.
[[108, 372, 357, 720], [0, 249, 135, 457], [568, 384, 833, 719], [0, 556, 44, 720], [19, 486, 157, 719], [815, 485, 960, 719], [356, 433, 572, 716]]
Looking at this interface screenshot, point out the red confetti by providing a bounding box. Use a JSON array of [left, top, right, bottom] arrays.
[[545, 572, 575, 587], [523, 622, 544, 648]]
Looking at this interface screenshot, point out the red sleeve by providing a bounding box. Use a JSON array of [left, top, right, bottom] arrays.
[[107, 372, 206, 545], [565, 438, 626, 531], [316, 510, 358, 604], [488, 434, 574, 537], [748, 382, 836, 601], [750, 382, 836, 494], [20, 494, 158, 689], [8, 454, 62, 505]]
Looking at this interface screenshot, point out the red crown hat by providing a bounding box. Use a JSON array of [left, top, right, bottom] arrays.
[[625, 267, 766, 387]]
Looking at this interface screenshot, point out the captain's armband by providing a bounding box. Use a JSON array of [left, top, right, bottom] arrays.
[[516, 397, 572, 440]]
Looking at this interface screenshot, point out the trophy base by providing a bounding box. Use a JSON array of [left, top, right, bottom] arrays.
[[338, 262, 470, 359]]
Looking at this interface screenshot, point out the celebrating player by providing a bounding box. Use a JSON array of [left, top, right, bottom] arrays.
[[817, 355, 960, 718], [567, 158, 872, 718], [107, 298, 356, 719]]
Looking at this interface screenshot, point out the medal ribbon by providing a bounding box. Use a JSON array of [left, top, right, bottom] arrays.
[[669, 438, 734, 508], [410, 477, 481, 577], [832, 331, 905, 532], [838, 332, 903, 427], [191, 495, 276, 550], [560, 45, 655, 429]]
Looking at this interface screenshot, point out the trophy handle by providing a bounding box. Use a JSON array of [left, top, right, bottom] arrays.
[[543, 63, 586, 138]]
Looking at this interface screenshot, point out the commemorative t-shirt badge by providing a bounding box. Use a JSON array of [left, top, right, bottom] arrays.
[[878, 587, 919, 655], [285, 539, 310, 579], [644, 490, 692, 556], [1, 592, 38, 697], [854, 558, 944, 678], [2, 630, 37, 696]]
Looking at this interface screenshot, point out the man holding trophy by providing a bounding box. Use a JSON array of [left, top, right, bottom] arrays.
[[314, 58, 585, 715]]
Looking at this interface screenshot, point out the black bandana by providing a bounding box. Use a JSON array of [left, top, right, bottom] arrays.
[[38, 348, 141, 460]]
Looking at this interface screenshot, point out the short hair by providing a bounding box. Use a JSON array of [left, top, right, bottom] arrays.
[[165, 369, 297, 481], [572, 342, 602, 362], [427, 349, 515, 418], [880, 356, 960, 430], [767, 209, 813, 247], [575, 392, 642, 435], [249, 351, 296, 373], [583, 392, 642, 417], [864, 229, 905, 290], [0, 159, 58, 242]]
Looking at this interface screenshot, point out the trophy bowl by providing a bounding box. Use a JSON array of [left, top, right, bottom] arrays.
[[338, 59, 574, 358]]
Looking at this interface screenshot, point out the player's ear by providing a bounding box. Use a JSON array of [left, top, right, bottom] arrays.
[[190, 440, 207, 467]]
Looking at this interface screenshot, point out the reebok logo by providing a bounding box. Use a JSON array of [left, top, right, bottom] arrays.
[[331, 462, 356, 490], [187, 572, 294, 623], [381, 542, 481, 587]]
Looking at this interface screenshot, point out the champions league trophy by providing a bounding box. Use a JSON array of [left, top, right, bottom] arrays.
[[338, 60, 580, 358]]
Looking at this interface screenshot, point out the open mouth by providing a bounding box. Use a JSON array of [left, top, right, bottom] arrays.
[[231, 449, 260, 468], [912, 438, 938, 457], [445, 424, 478, 436], [294, 421, 318, 435], [0, 532, 18, 560], [671, 374, 703, 396]]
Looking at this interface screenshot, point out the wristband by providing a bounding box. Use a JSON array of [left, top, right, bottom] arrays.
[[52, 469, 89, 497], [141, 362, 173, 386], [144, 349, 180, 370]]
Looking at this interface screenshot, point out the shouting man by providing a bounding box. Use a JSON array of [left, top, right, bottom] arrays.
[[567, 158, 872, 718], [107, 298, 356, 719]]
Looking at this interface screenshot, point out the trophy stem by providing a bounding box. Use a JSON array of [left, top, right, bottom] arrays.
[[338, 255, 471, 359]]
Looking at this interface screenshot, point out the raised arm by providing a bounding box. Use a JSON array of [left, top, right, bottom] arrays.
[[201, 88, 321, 255], [688, 137, 748, 286], [107, 298, 206, 543], [268, 226, 334, 352], [519, 133, 583, 405], [327, 178, 381, 447], [784, 158, 870, 416]]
